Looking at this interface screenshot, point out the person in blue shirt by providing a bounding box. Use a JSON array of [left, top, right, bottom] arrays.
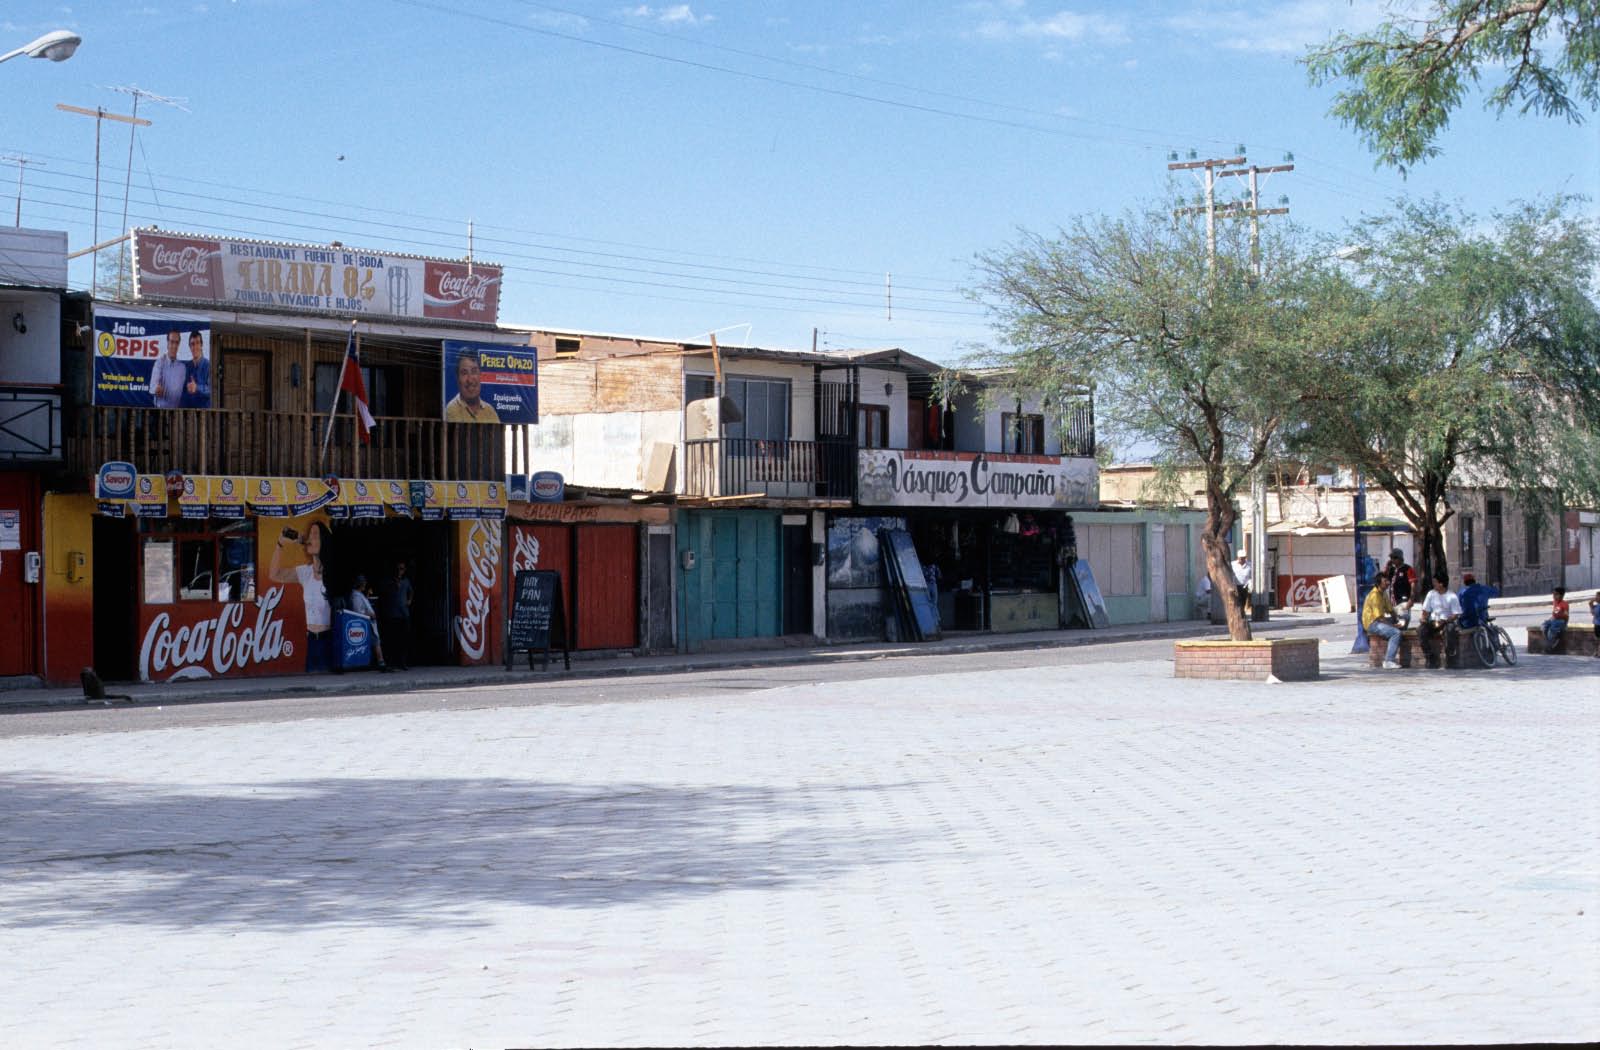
[[1457, 572, 1498, 630], [179, 330, 211, 408]]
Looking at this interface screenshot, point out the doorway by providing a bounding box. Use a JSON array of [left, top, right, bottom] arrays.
[[781, 516, 811, 634], [1486, 498, 1504, 589], [92, 515, 137, 681]]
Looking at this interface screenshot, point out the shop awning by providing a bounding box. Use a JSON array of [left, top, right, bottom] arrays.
[[95, 466, 507, 522]]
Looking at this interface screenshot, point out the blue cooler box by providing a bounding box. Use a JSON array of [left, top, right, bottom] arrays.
[[335, 610, 375, 670]]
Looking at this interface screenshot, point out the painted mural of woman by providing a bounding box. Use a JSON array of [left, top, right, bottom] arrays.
[[268, 519, 335, 672]]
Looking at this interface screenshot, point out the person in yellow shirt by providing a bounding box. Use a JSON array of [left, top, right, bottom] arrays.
[[1362, 569, 1404, 668], [444, 352, 501, 423]]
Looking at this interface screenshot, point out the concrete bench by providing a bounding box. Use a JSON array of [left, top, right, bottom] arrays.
[[1526, 626, 1599, 656]]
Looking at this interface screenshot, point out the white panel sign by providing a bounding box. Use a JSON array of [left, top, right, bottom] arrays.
[[856, 449, 1096, 509]]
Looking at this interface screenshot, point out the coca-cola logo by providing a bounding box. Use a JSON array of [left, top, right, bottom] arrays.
[[512, 528, 540, 573], [435, 271, 496, 302], [140, 587, 291, 681], [1285, 576, 1325, 607], [149, 243, 213, 276], [455, 519, 501, 661]]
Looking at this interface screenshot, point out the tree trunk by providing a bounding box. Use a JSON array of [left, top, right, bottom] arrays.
[[1203, 479, 1251, 641]]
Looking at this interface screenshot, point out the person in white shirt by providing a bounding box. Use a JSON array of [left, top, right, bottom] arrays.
[[1231, 548, 1251, 611], [347, 574, 391, 672], [1419, 572, 1464, 665]]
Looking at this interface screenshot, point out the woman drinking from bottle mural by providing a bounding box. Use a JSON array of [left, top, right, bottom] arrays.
[[269, 520, 336, 672]]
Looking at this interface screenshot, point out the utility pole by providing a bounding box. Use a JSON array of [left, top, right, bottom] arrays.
[[56, 102, 152, 296], [3, 154, 41, 226], [1168, 150, 1294, 622]]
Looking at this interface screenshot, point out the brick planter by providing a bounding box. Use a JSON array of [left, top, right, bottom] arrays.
[[1174, 638, 1320, 681]]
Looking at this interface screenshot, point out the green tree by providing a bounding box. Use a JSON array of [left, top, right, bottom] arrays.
[[973, 204, 1337, 640], [1289, 196, 1600, 584], [1305, 1, 1600, 169]]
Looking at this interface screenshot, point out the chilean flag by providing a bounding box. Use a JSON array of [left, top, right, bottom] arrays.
[[340, 326, 375, 444]]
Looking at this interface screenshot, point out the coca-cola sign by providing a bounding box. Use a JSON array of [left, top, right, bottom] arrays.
[[455, 519, 503, 665], [138, 586, 301, 682], [135, 233, 224, 298], [1276, 575, 1334, 610], [425, 260, 501, 321], [131, 228, 502, 324]]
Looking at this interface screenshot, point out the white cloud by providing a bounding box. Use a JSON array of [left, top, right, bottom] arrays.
[[1164, 1, 1426, 56], [624, 4, 714, 27], [971, 5, 1129, 46]]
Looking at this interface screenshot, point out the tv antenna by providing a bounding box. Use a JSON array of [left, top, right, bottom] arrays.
[[106, 85, 188, 291], [1, 154, 43, 226]]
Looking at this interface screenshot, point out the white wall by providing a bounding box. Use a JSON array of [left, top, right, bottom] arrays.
[[0, 292, 61, 385], [528, 410, 680, 491], [685, 357, 819, 441]]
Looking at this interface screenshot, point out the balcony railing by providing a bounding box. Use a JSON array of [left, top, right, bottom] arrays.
[[66, 406, 504, 481], [684, 437, 855, 500]]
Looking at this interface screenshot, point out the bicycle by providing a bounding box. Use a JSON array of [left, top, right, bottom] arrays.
[[1465, 615, 1518, 668]]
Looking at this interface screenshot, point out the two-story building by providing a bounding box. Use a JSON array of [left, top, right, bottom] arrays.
[[528, 330, 1209, 651], [46, 227, 530, 685]]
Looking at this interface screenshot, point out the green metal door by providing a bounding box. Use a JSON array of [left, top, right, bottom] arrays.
[[677, 510, 781, 650]]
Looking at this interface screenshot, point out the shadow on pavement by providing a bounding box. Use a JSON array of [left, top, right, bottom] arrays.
[[1, 775, 928, 930]]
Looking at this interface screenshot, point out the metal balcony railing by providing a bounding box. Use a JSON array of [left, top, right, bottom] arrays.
[[684, 437, 855, 500]]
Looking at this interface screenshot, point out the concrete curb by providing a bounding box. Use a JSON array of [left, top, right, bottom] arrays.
[[1, 616, 1338, 712]]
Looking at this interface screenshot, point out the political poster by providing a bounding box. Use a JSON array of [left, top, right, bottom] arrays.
[[442, 339, 538, 425], [92, 305, 213, 409]]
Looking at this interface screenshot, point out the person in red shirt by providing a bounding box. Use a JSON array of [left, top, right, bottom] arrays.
[[1542, 586, 1569, 653]]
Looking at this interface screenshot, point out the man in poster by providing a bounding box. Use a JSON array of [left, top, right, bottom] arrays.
[[180, 330, 211, 408], [444, 351, 501, 423], [148, 329, 188, 408]]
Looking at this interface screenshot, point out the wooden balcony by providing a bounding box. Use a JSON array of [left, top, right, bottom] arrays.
[[66, 406, 505, 481], [684, 437, 855, 501]]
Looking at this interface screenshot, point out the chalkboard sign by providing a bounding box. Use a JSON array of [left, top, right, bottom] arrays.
[[506, 569, 570, 670]]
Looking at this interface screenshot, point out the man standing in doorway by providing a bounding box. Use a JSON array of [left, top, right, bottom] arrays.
[[379, 560, 414, 670]]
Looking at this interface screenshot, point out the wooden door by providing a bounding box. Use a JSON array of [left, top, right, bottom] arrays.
[[574, 525, 637, 650], [221, 350, 270, 475], [0, 474, 38, 677]]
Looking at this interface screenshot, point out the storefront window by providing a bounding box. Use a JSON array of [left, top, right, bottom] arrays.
[[141, 520, 256, 604], [178, 539, 216, 600], [143, 538, 175, 605]]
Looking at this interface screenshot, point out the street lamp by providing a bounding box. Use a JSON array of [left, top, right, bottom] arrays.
[[0, 29, 82, 65]]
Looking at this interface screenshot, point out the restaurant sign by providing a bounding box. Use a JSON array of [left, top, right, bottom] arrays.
[[856, 449, 1096, 510], [132, 228, 502, 323]]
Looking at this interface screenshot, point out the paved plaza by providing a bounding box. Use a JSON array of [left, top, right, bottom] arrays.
[[2, 636, 1596, 1047]]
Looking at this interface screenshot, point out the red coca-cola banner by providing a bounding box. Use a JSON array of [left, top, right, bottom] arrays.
[[424, 260, 502, 322], [455, 518, 504, 666], [135, 233, 225, 299], [1277, 574, 1335, 609], [138, 585, 304, 682]]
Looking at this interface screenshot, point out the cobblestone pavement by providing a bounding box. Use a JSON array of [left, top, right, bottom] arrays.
[[2, 640, 1596, 1048]]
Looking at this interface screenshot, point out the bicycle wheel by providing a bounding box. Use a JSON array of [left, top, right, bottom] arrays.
[[1471, 627, 1497, 668], [1494, 626, 1518, 666]]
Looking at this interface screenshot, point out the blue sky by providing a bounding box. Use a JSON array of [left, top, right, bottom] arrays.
[[4, 1, 1596, 360]]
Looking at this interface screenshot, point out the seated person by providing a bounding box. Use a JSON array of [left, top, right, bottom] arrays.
[[1456, 572, 1497, 630], [1419, 572, 1463, 660], [1542, 586, 1569, 652], [1362, 569, 1404, 669]]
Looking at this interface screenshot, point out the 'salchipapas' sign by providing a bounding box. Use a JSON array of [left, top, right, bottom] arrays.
[[856, 449, 1096, 509]]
